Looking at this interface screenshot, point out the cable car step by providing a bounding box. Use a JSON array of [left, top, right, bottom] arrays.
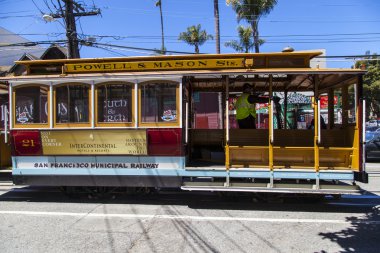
[[181, 182, 360, 194]]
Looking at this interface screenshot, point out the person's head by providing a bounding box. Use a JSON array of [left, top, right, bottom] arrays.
[[242, 83, 252, 93]]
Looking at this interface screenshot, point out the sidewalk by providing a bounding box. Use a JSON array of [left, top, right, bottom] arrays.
[[365, 163, 380, 173]]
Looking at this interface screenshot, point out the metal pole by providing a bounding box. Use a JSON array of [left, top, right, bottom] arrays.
[[214, 0, 220, 54], [269, 75, 274, 172], [225, 76, 230, 187], [4, 105, 8, 144], [317, 99, 321, 144], [314, 75, 320, 174], [185, 102, 189, 144]]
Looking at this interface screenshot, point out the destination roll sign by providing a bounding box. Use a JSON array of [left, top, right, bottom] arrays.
[[65, 58, 248, 73]]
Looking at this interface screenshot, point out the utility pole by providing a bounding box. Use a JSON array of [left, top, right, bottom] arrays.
[[65, 0, 79, 58], [46, 0, 101, 58]]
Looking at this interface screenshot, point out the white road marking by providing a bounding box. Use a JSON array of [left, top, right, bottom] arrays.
[[327, 202, 379, 207], [0, 210, 379, 224], [0, 183, 14, 186]]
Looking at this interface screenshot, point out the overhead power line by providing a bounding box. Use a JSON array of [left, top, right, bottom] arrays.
[[0, 40, 195, 55], [31, 0, 44, 15], [0, 40, 67, 47], [75, 32, 380, 39], [2, 40, 379, 60], [0, 15, 38, 19], [0, 10, 33, 14], [88, 42, 196, 55]]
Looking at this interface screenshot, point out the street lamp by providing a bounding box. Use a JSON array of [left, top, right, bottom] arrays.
[[42, 14, 55, 22]]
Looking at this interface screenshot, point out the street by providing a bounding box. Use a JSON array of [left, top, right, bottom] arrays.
[[0, 164, 379, 253]]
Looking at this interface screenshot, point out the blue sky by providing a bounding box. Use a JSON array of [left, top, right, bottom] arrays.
[[1, 0, 379, 68]]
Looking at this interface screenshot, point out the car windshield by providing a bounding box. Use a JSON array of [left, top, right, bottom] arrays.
[[366, 126, 379, 132], [366, 132, 380, 141], [366, 132, 375, 141]]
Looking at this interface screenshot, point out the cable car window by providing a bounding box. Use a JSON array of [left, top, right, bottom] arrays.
[[14, 85, 48, 125], [55, 84, 89, 123], [140, 82, 178, 124], [97, 83, 133, 123]]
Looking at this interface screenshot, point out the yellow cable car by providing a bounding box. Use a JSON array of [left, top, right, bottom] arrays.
[[0, 51, 368, 194]]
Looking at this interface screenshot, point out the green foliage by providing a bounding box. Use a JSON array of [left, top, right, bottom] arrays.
[[355, 52, 380, 119], [226, 0, 277, 53], [225, 25, 262, 53], [178, 24, 213, 53]]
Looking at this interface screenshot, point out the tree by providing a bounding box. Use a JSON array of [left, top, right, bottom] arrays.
[[214, 0, 220, 54], [225, 25, 259, 53], [355, 52, 380, 119], [178, 24, 213, 53], [226, 0, 277, 53], [155, 0, 166, 54]]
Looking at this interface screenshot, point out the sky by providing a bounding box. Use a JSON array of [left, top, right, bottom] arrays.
[[1, 0, 379, 68]]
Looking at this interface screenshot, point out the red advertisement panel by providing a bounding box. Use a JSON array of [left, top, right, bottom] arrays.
[[147, 128, 182, 156], [11, 130, 42, 156]]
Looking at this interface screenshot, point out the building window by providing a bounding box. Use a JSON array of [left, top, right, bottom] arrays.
[[14, 85, 48, 126], [55, 84, 89, 124], [97, 83, 133, 125], [140, 82, 178, 125]]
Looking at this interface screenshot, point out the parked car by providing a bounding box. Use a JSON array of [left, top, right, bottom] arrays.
[[365, 131, 380, 161], [366, 120, 380, 127], [366, 126, 380, 133]]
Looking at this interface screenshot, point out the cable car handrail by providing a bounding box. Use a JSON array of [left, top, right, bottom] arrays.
[[317, 99, 321, 144], [270, 100, 274, 144]]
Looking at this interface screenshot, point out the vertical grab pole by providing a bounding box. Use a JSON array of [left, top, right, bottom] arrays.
[[49, 84, 53, 129], [185, 102, 189, 144], [225, 76, 230, 147], [362, 99, 366, 168], [4, 105, 8, 143], [357, 75, 367, 181], [317, 99, 321, 144], [91, 82, 95, 129], [225, 76, 230, 187], [284, 90, 288, 129], [9, 84, 12, 131], [269, 75, 274, 162], [362, 100, 366, 142], [226, 101, 230, 143], [135, 82, 138, 128], [269, 75, 274, 187], [270, 100, 274, 144], [314, 75, 320, 189]]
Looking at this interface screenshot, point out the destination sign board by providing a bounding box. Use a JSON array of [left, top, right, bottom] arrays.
[[65, 58, 246, 73]]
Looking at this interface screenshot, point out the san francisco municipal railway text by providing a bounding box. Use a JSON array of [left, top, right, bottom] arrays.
[[33, 162, 159, 169]]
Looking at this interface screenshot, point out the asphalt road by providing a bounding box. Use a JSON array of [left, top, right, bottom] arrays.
[[0, 164, 379, 253]]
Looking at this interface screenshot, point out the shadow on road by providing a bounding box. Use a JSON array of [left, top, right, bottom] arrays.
[[1, 186, 380, 214], [318, 206, 380, 253]]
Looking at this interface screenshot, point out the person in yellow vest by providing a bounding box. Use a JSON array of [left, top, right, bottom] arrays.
[[235, 83, 268, 129]]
